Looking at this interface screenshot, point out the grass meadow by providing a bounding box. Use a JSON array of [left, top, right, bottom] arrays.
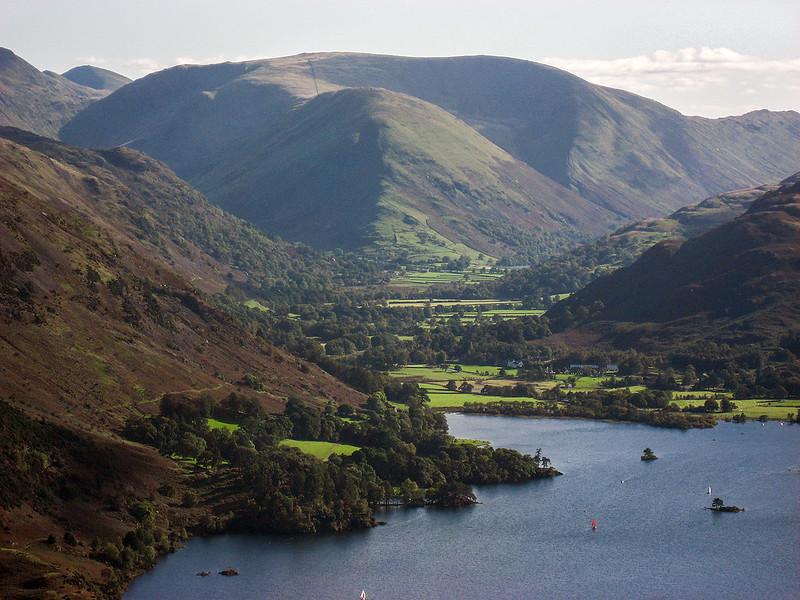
[[279, 439, 362, 460]]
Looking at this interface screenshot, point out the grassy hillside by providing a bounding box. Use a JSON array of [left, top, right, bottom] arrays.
[[195, 87, 613, 260], [62, 52, 800, 229], [62, 65, 132, 91], [547, 174, 800, 348], [0, 48, 105, 137]]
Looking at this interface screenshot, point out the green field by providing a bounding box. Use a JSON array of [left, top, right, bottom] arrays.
[[670, 390, 733, 400], [426, 390, 536, 408], [243, 299, 270, 312], [454, 438, 491, 447], [555, 375, 607, 389], [390, 364, 518, 381], [279, 439, 361, 459], [390, 270, 504, 286], [671, 398, 800, 420], [206, 418, 240, 432]]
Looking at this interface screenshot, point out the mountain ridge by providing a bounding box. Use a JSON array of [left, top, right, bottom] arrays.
[[59, 51, 800, 257], [0, 48, 106, 137], [193, 86, 616, 259]]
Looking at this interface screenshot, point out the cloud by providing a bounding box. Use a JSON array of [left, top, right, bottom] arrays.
[[542, 47, 800, 79], [540, 47, 800, 116], [76, 55, 107, 65], [175, 54, 262, 66], [125, 57, 164, 75]]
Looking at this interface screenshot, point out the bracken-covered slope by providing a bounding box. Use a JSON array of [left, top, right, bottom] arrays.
[[0, 48, 105, 137], [0, 127, 363, 598], [0, 127, 362, 428], [547, 173, 800, 349], [62, 64, 132, 91], [492, 182, 775, 300], [61, 52, 800, 229], [193, 87, 614, 258]]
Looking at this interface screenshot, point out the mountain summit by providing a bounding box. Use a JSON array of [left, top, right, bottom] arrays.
[[62, 64, 131, 91]]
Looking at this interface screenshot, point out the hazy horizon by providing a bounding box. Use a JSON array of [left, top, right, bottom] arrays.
[[3, 0, 799, 117]]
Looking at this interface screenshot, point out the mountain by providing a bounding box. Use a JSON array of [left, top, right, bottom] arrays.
[[0, 48, 105, 137], [492, 182, 776, 301], [193, 87, 614, 258], [61, 53, 800, 237], [0, 126, 367, 597], [62, 64, 131, 91], [0, 126, 362, 424], [546, 173, 800, 349]]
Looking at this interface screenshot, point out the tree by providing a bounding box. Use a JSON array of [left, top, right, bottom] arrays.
[[704, 398, 719, 413], [446, 380, 458, 391], [711, 497, 724, 509], [399, 478, 425, 506], [683, 365, 698, 388], [129, 501, 156, 526], [178, 432, 206, 458], [426, 481, 476, 507]]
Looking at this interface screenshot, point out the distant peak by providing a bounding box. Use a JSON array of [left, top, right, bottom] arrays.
[[62, 64, 132, 91]]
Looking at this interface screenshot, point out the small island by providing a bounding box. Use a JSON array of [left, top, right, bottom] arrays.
[[707, 498, 744, 513], [641, 447, 658, 461]]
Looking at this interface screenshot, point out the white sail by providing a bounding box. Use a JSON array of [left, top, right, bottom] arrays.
[[360, 590, 367, 600], [707, 486, 712, 495]]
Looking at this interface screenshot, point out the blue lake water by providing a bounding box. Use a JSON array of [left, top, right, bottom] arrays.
[[125, 417, 800, 599]]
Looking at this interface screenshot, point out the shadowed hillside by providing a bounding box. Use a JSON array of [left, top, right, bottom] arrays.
[[62, 65, 132, 91], [61, 52, 800, 234], [547, 174, 800, 348], [0, 48, 105, 137], [0, 127, 362, 426], [492, 182, 775, 301]]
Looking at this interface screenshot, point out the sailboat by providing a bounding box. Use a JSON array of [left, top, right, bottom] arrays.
[[707, 486, 712, 495], [360, 590, 367, 600], [591, 519, 597, 531]]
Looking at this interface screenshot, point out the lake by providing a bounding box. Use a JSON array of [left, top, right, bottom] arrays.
[[125, 417, 800, 599]]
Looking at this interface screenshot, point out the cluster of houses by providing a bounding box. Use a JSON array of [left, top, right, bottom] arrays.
[[503, 359, 619, 378], [567, 363, 619, 377]]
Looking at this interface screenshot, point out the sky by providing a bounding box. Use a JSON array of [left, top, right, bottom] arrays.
[[2, 0, 799, 117]]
